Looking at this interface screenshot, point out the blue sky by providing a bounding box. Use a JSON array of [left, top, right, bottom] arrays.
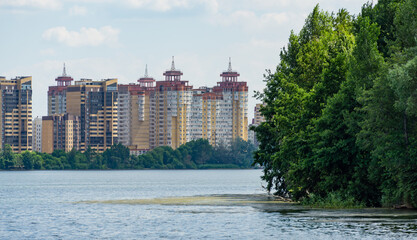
[[0, 0, 371, 120]]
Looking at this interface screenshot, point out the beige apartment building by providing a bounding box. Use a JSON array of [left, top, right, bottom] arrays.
[[253, 103, 265, 125], [150, 58, 193, 149], [189, 59, 249, 146], [129, 58, 248, 151], [66, 78, 118, 152], [48, 65, 72, 115], [41, 59, 248, 154], [118, 66, 155, 154], [41, 113, 80, 153], [0, 76, 32, 153], [212, 59, 248, 144], [120, 58, 249, 152], [45, 66, 118, 153]]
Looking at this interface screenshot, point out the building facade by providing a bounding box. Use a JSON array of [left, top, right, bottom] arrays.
[[45, 66, 118, 153], [150, 58, 193, 149], [118, 66, 155, 154], [253, 103, 265, 125], [249, 103, 265, 147], [32, 117, 42, 152], [119, 58, 249, 151], [212, 59, 248, 145], [0, 76, 32, 152], [66, 78, 118, 152], [41, 59, 248, 153], [48, 65, 73, 115], [41, 113, 80, 153]]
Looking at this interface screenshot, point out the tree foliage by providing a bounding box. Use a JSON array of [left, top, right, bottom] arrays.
[[0, 138, 256, 171], [254, 1, 417, 208]]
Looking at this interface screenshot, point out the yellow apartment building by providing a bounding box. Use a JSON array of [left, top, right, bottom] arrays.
[[0, 76, 32, 153]]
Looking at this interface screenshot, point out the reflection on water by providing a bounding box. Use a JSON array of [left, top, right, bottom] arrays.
[[0, 170, 416, 239]]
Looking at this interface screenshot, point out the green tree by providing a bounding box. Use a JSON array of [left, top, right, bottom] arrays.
[[22, 151, 34, 170], [361, 0, 404, 57], [299, 16, 385, 205], [384, 54, 417, 207], [14, 154, 23, 169], [67, 148, 77, 169], [0, 154, 3, 169], [102, 143, 130, 169], [85, 146, 102, 169], [33, 154, 43, 170], [190, 139, 212, 165], [394, 0, 417, 49], [2, 145, 16, 170], [230, 138, 256, 168], [253, 6, 355, 197]]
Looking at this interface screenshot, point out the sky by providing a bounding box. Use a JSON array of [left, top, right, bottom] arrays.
[[0, 0, 371, 120]]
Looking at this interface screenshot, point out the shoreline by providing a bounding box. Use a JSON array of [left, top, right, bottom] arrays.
[[0, 167, 260, 171]]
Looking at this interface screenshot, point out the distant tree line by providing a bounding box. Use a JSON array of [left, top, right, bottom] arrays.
[[254, 1, 417, 208], [0, 138, 256, 170]]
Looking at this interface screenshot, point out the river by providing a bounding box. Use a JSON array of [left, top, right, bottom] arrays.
[[0, 170, 416, 239]]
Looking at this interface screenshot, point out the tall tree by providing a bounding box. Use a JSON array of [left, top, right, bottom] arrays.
[[2, 145, 16, 169], [394, 0, 417, 49], [254, 6, 356, 198]]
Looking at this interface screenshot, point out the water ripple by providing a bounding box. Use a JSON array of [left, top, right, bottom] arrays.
[[0, 170, 416, 239]]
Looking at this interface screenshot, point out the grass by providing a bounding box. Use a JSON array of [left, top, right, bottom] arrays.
[[301, 192, 366, 209]]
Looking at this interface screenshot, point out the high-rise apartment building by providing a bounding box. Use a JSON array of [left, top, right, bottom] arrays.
[[119, 58, 248, 151], [32, 117, 42, 152], [189, 87, 226, 145], [186, 60, 249, 146], [212, 59, 248, 145], [249, 103, 265, 147], [41, 59, 248, 154], [118, 66, 155, 154], [253, 103, 265, 125], [150, 58, 193, 149], [48, 65, 73, 115], [45, 66, 118, 153], [0, 76, 32, 152], [149, 58, 247, 148], [65, 78, 118, 152], [248, 124, 256, 145], [41, 113, 80, 153]]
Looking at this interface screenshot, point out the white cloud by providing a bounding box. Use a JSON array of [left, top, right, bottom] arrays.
[[117, 0, 217, 12], [260, 13, 289, 25], [0, 0, 61, 9], [124, 0, 188, 11], [211, 10, 291, 31], [42, 26, 120, 47], [68, 5, 87, 16], [62, 0, 218, 13], [0, 0, 216, 13], [200, 0, 218, 14]]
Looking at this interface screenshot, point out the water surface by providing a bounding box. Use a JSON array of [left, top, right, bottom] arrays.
[[0, 170, 416, 239]]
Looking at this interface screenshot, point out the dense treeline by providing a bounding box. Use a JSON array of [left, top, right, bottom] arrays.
[[0, 138, 256, 170], [254, 0, 417, 208]]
